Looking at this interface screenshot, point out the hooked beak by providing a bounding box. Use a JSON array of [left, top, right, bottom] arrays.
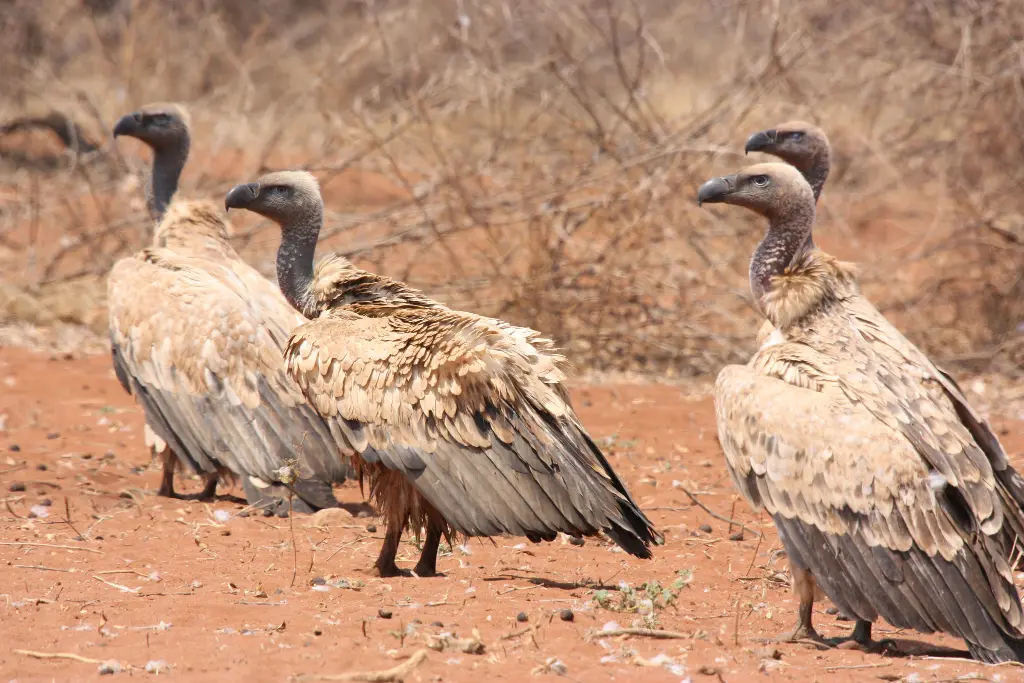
[[744, 129, 777, 155], [224, 183, 260, 212], [696, 175, 736, 206], [112, 113, 142, 138]]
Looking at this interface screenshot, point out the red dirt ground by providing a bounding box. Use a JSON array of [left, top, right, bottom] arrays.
[[2, 347, 1024, 682]]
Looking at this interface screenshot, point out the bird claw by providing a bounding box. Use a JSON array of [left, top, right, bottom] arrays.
[[769, 626, 830, 649]]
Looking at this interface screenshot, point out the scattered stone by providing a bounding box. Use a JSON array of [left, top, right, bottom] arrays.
[[825, 607, 839, 615], [10, 444, 20, 452], [144, 660, 170, 674], [82, 453, 92, 460], [262, 508, 275, 518], [366, 524, 377, 533], [40, 498, 52, 506], [729, 531, 744, 541], [431, 621, 443, 627], [219, 530, 231, 536], [559, 608, 574, 622], [36, 462, 46, 470], [516, 612, 528, 623], [306, 507, 353, 528], [568, 536, 585, 547], [378, 609, 393, 619], [311, 576, 326, 586], [8, 482, 25, 492], [46, 432, 60, 440], [276, 508, 289, 519], [699, 524, 713, 534], [238, 511, 249, 518], [98, 659, 122, 675], [313, 628, 322, 636]]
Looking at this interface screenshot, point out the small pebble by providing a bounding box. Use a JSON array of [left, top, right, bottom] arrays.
[[262, 508, 275, 517], [40, 498, 52, 507], [516, 612, 528, 623], [46, 432, 60, 440], [311, 576, 326, 586], [81, 453, 92, 460], [366, 524, 377, 533], [238, 511, 249, 518], [219, 530, 231, 536], [36, 462, 46, 470], [97, 659, 121, 675], [378, 609, 393, 619], [431, 621, 443, 627], [559, 608, 574, 622], [825, 606, 839, 615], [356, 510, 371, 518], [276, 508, 289, 519], [699, 524, 713, 534], [213, 509, 231, 523], [144, 660, 170, 674], [313, 628, 322, 636], [9, 444, 21, 452], [8, 482, 25, 492], [568, 536, 585, 547], [104, 450, 116, 459], [728, 531, 744, 541]]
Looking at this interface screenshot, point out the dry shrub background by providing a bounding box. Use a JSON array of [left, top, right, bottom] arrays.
[[0, 0, 1021, 378]]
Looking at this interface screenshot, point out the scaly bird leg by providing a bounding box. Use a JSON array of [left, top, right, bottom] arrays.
[[156, 448, 179, 498], [772, 564, 826, 644], [374, 522, 406, 578], [412, 519, 443, 578]]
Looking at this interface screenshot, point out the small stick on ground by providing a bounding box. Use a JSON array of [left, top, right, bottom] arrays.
[[824, 662, 892, 672], [294, 648, 429, 682], [63, 496, 87, 540], [0, 541, 101, 554], [15, 564, 75, 573], [13, 649, 103, 664], [587, 627, 689, 641], [92, 575, 139, 593], [678, 486, 761, 538], [498, 625, 536, 641]]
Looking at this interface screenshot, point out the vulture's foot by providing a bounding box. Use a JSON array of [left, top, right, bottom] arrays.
[[374, 560, 409, 578], [411, 522, 443, 578], [833, 620, 900, 655], [770, 625, 827, 646], [195, 475, 219, 502]]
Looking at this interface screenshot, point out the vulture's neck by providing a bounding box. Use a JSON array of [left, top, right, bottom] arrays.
[[749, 201, 815, 313], [149, 136, 190, 221], [276, 209, 322, 318], [804, 152, 830, 204]]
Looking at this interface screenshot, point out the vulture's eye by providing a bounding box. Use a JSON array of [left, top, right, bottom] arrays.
[[751, 175, 770, 187], [272, 186, 291, 196], [148, 113, 172, 125], [788, 131, 805, 142]]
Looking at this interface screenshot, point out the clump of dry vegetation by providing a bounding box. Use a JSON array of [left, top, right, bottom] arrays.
[[0, 0, 1021, 375]]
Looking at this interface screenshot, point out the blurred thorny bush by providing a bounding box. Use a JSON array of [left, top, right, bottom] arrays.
[[0, 0, 1021, 376]]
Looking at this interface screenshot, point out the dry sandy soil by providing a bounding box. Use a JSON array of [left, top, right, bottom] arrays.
[[2, 347, 1023, 683]]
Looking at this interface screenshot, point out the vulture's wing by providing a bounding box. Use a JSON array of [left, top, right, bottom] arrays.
[[108, 250, 351, 493], [284, 306, 660, 556], [716, 362, 1024, 660]]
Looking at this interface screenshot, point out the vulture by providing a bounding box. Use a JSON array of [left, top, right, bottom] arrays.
[[699, 162, 1024, 663], [107, 103, 353, 513], [744, 122, 1024, 560], [223, 170, 662, 577]]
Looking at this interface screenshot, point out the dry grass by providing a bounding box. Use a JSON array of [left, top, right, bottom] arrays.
[[0, 0, 1021, 375]]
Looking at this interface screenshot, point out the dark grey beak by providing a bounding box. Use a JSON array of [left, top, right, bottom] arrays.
[[224, 183, 260, 212], [697, 175, 735, 206], [744, 129, 777, 155], [112, 113, 142, 138]]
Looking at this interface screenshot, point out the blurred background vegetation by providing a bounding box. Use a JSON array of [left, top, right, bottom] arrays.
[[0, 0, 1021, 380]]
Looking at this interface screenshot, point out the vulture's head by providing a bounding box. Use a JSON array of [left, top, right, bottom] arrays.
[[112, 102, 191, 151], [743, 121, 828, 172], [697, 162, 813, 220], [224, 170, 323, 226]]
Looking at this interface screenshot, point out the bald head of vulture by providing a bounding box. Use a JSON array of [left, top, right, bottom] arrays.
[[744, 121, 831, 202], [113, 102, 192, 220], [224, 169, 663, 577], [699, 162, 817, 317]]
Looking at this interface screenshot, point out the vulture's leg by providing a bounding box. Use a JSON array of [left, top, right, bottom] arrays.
[[156, 448, 179, 498], [835, 619, 900, 654], [412, 519, 443, 578], [197, 473, 219, 501], [374, 523, 405, 578], [773, 565, 825, 644]]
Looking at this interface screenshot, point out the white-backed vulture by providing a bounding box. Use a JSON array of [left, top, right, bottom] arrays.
[[223, 170, 662, 576], [698, 162, 1024, 663], [107, 103, 354, 514], [744, 122, 1024, 561]]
